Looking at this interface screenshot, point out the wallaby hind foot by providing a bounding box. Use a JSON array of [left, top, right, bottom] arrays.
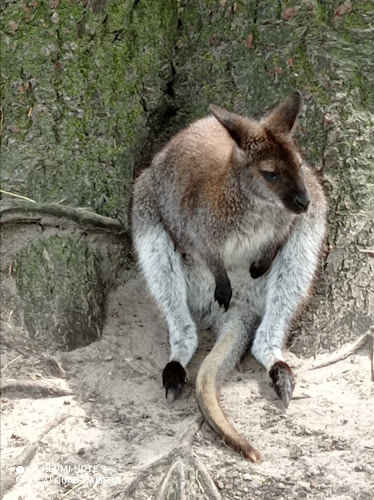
[[268, 361, 295, 408], [162, 361, 188, 403]]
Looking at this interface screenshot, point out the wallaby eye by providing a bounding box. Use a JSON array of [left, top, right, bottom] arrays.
[[261, 171, 279, 182]]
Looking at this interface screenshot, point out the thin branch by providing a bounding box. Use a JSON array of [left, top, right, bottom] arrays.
[[1, 355, 23, 374], [0, 189, 36, 203], [359, 249, 374, 259]]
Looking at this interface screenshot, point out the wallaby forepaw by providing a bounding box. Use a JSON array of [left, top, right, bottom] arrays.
[[250, 261, 270, 279], [214, 278, 232, 311], [268, 361, 295, 408], [162, 361, 187, 403]]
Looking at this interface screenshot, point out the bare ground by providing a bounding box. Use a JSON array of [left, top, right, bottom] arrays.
[[1, 271, 374, 500]]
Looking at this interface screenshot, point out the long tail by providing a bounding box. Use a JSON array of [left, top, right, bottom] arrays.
[[195, 324, 261, 463]]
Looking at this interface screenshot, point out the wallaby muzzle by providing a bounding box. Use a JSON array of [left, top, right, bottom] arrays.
[[293, 191, 310, 213], [283, 186, 310, 214]]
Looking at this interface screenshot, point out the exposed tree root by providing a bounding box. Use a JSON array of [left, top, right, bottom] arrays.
[[155, 452, 221, 500], [0, 378, 73, 398], [123, 417, 221, 499], [0, 201, 125, 233], [0, 414, 70, 498], [301, 332, 373, 375]]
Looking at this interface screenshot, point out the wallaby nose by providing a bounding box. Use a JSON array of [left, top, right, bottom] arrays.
[[294, 192, 310, 212]]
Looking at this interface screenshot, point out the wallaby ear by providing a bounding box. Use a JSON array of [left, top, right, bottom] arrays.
[[264, 91, 302, 135], [209, 104, 248, 148]]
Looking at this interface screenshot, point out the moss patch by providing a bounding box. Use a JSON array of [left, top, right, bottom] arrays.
[[14, 236, 106, 351]]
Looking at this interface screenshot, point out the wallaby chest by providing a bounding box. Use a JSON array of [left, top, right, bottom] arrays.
[[222, 209, 293, 270]]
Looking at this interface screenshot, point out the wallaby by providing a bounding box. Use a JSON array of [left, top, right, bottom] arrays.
[[132, 92, 327, 462]]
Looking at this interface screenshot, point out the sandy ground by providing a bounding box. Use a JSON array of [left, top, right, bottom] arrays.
[[1, 271, 374, 499]]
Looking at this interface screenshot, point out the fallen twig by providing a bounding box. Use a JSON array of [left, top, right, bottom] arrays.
[[1, 355, 22, 374], [359, 248, 374, 258]]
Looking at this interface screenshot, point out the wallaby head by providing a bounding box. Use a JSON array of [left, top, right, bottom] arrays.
[[209, 91, 310, 214]]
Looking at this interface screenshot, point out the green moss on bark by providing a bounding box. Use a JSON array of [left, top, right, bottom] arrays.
[[14, 236, 106, 350], [1, 0, 178, 222]]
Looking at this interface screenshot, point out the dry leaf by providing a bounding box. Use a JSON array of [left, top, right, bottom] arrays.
[[245, 33, 254, 49], [18, 82, 30, 94], [51, 11, 60, 24], [8, 20, 19, 32], [283, 7, 297, 20], [335, 1, 352, 18]]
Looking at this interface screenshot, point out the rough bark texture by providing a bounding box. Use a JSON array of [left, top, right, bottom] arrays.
[[1, 0, 178, 222], [14, 236, 106, 350], [1, 1, 373, 350], [0, 208, 131, 351]]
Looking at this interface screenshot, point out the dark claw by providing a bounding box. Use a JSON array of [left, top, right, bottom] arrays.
[[250, 261, 270, 279], [268, 361, 295, 408], [214, 277, 232, 311], [162, 361, 187, 403], [250, 245, 280, 279]]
